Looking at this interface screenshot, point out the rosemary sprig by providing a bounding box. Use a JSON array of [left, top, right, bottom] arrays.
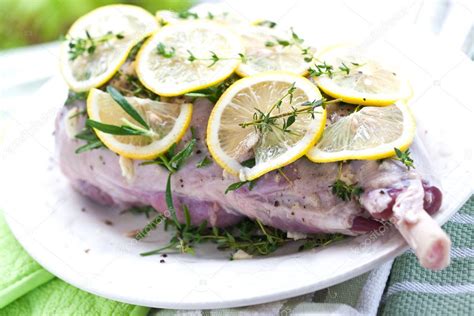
[[225, 180, 258, 194], [86, 86, 157, 138], [225, 158, 259, 193], [394, 147, 415, 170], [141, 138, 196, 173], [184, 75, 238, 102], [74, 126, 105, 154], [196, 156, 213, 168], [68, 30, 124, 61], [127, 38, 146, 61]]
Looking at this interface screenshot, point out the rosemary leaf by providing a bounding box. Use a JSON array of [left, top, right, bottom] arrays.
[[106, 86, 149, 129], [196, 156, 213, 168]]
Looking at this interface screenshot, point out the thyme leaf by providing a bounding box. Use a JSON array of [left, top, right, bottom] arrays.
[[156, 42, 176, 58], [394, 147, 415, 170], [68, 30, 124, 61], [330, 179, 364, 201]]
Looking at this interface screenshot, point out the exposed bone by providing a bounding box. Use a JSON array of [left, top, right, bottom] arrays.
[[393, 209, 451, 270], [389, 180, 451, 270]]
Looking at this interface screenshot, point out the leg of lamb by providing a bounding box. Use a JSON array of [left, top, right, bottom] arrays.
[[57, 96, 449, 269]]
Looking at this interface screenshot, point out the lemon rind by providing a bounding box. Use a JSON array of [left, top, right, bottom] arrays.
[[207, 71, 326, 181], [306, 102, 416, 163], [87, 88, 193, 160], [60, 4, 159, 92], [135, 20, 243, 97]]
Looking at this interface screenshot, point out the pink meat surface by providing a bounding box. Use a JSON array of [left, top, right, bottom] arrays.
[[57, 94, 452, 269], [56, 97, 441, 237]]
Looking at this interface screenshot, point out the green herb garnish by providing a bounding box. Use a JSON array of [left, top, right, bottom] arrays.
[[309, 61, 361, 78], [65, 91, 87, 106], [68, 30, 124, 61], [238, 83, 333, 135], [225, 158, 259, 193], [196, 156, 213, 168], [74, 126, 104, 154], [177, 10, 199, 19], [330, 179, 364, 201], [86, 86, 157, 138], [394, 147, 414, 170], [256, 20, 277, 28], [141, 138, 196, 173], [187, 50, 246, 67], [122, 205, 156, 219], [184, 75, 238, 102], [156, 42, 176, 58]]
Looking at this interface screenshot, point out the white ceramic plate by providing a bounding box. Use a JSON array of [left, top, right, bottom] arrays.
[[1, 2, 473, 309]]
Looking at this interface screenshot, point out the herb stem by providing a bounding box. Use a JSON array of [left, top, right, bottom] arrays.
[[239, 98, 338, 128]]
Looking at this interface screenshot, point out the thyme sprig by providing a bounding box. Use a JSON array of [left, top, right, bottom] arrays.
[[68, 30, 124, 61], [137, 145, 345, 256], [187, 50, 246, 67], [155, 42, 246, 68], [139, 203, 345, 257], [330, 179, 364, 201], [394, 147, 415, 170], [330, 163, 364, 201], [238, 84, 336, 135], [308, 61, 361, 78], [264, 28, 314, 63], [115, 71, 157, 100]]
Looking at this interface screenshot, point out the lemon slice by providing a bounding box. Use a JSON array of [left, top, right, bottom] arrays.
[[313, 44, 411, 106], [136, 20, 243, 97], [306, 102, 415, 163], [207, 72, 326, 181], [236, 25, 313, 77], [60, 5, 158, 92], [87, 88, 192, 160]]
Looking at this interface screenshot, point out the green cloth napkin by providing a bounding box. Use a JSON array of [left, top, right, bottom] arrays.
[[0, 213, 54, 309], [380, 196, 474, 315], [0, 212, 149, 316]]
